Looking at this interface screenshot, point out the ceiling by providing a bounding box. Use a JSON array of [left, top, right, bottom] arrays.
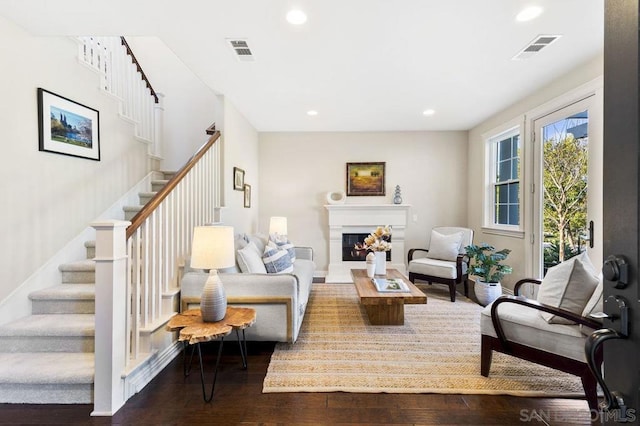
[[0, 0, 604, 132]]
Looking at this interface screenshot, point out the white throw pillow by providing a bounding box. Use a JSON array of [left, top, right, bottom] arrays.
[[236, 241, 267, 274], [263, 245, 294, 274], [580, 275, 603, 335], [537, 253, 599, 324], [426, 230, 463, 261]]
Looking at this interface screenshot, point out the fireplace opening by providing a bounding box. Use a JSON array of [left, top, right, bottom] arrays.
[[342, 233, 391, 262]]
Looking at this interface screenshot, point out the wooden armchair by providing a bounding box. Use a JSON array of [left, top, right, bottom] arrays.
[[407, 226, 473, 302], [480, 278, 603, 411]]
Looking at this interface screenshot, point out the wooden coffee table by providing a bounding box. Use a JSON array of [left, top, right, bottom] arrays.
[[351, 269, 427, 325]]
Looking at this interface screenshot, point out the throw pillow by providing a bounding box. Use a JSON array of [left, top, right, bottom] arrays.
[[269, 237, 296, 263], [263, 245, 294, 274], [537, 255, 599, 324], [580, 275, 603, 335], [236, 241, 267, 274], [426, 230, 463, 261]]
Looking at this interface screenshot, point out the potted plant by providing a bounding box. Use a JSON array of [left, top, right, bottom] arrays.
[[464, 243, 512, 306]]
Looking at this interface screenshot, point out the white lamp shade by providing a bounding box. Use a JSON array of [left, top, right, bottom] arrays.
[[190, 226, 235, 270], [269, 216, 288, 235]]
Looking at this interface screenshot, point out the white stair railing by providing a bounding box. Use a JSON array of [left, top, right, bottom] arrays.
[[77, 36, 160, 156], [92, 127, 221, 415]]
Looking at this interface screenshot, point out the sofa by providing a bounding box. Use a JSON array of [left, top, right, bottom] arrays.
[[180, 233, 315, 343]]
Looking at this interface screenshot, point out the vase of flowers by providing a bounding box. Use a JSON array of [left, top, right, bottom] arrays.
[[358, 226, 392, 275]]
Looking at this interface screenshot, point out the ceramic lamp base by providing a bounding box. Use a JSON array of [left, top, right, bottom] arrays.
[[201, 270, 227, 322]]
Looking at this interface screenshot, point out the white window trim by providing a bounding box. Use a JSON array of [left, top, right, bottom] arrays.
[[482, 117, 525, 236]]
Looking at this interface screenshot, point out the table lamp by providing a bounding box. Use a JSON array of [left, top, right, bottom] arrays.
[[190, 225, 235, 322], [269, 216, 288, 239]]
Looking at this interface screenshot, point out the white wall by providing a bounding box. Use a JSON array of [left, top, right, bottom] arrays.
[[467, 53, 604, 291], [220, 97, 260, 233], [259, 131, 468, 274], [0, 17, 149, 302]]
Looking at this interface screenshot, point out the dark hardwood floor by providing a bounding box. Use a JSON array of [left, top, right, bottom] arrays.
[[0, 341, 595, 425]]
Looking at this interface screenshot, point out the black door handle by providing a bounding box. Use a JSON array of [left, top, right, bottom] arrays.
[[585, 328, 626, 411], [603, 255, 629, 289]]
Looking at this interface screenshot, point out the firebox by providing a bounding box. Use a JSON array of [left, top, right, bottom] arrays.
[[342, 233, 391, 261]]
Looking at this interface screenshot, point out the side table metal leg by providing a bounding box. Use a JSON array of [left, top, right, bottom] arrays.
[[236, 328, 248, 369], [183, 340, 197, 377], [196, 338, 225, 403]]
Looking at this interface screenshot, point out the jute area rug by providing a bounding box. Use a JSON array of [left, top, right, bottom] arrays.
[[263, 283, 585, 397]]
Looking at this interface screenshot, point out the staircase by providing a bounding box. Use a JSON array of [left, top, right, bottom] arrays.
[[0, 172, 174, 404]]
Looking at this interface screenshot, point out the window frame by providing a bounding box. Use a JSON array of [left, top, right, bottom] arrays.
[[483, 122, 524, 235]]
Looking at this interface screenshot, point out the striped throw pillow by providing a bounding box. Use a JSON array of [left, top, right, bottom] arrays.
[[262, 246, 294, 274]]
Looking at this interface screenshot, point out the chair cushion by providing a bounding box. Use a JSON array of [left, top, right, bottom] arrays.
[[236, 241, 267, 273], [426, 230, 463, 261], [537, 253, 599, 324], [408, 257, 458, 279], [433, 226, 473, 254], [481, 301, 587, 362]]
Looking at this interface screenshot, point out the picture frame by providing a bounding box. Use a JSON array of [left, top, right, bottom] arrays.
[[346, 162, 386, 196], [244, 184, 251, 208], [37, 88, 100, 161], [233, 167, 245, 191]]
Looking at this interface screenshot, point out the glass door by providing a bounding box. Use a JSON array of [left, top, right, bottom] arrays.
[[532, 95, 602, 276]]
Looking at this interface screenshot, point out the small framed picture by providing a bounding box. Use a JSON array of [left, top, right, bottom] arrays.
[[233, 167, 245, 191], [244, 184, 251, 208], [37, 88, 100, 161], [346, 162, 385, 196]]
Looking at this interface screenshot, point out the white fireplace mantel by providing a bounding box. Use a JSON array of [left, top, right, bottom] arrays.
[[325, 204, 411, 283]]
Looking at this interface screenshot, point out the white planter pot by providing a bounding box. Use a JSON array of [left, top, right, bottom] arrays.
[[474, 279, 502, 307]]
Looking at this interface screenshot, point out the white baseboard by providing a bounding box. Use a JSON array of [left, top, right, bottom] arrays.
[[123, 341, 182, 401]]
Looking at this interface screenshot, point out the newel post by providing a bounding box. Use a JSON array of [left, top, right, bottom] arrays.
[[91, 220, 130, 416]]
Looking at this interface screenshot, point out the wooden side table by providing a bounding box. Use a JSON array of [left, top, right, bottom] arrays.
[[167, 306, 256, 402]]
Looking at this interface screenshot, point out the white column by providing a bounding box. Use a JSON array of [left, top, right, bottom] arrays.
[[91, 220, 130, 416]]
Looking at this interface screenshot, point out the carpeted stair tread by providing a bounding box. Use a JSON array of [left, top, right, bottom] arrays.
[[0, 314, 95, 337], [58, 259, 95, 272], [0, 353, 94, 384], [29, 284, 95, 300], [122, 205, 143, 212]]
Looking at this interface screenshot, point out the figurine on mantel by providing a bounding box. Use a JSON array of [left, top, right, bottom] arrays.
[[393, 185, 403, 204]]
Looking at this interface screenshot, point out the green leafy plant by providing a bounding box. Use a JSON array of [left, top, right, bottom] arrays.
[[464, 243, 512, 283]]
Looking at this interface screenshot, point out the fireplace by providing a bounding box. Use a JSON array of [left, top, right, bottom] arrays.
[[342, 233, 391, 261], [325, 204, 410, 283]]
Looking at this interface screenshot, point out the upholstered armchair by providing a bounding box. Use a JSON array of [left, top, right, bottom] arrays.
[[407, 227, 474, 302], [480, 253, 603, 411]]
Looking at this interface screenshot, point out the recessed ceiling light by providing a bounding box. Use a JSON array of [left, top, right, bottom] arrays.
[[516, 6, 543, 22], [423, 109, 435, 116], [287, 9, 307, 25], [307, 110, 318, 116]]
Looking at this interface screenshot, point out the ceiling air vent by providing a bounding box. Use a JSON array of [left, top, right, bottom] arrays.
[[512, 34, 561, 60], [227, 38, 255, 62]]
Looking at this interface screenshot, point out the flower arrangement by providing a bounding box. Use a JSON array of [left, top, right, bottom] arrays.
[[355, 226, 392, 252]]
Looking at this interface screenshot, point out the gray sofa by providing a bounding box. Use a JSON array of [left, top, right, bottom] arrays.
[[180, 234, 315, 343]]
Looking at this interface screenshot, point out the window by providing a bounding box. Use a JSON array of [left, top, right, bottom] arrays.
[[486, 127, 521, 229]]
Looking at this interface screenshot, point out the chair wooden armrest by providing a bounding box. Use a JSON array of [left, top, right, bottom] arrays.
[[513, 278, 542, 296], [490, 295, 602, 348], [407, 248, 429, 263]]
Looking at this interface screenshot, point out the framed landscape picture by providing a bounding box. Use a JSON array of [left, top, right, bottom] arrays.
[[346, 162, 385, 196], [37, 88, 100, 161]]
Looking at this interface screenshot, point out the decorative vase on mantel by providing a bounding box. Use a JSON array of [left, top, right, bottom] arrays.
[[374, 251, 387, 275]]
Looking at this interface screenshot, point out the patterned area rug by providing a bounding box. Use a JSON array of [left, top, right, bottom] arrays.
[[263, 283, 585, 396]]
